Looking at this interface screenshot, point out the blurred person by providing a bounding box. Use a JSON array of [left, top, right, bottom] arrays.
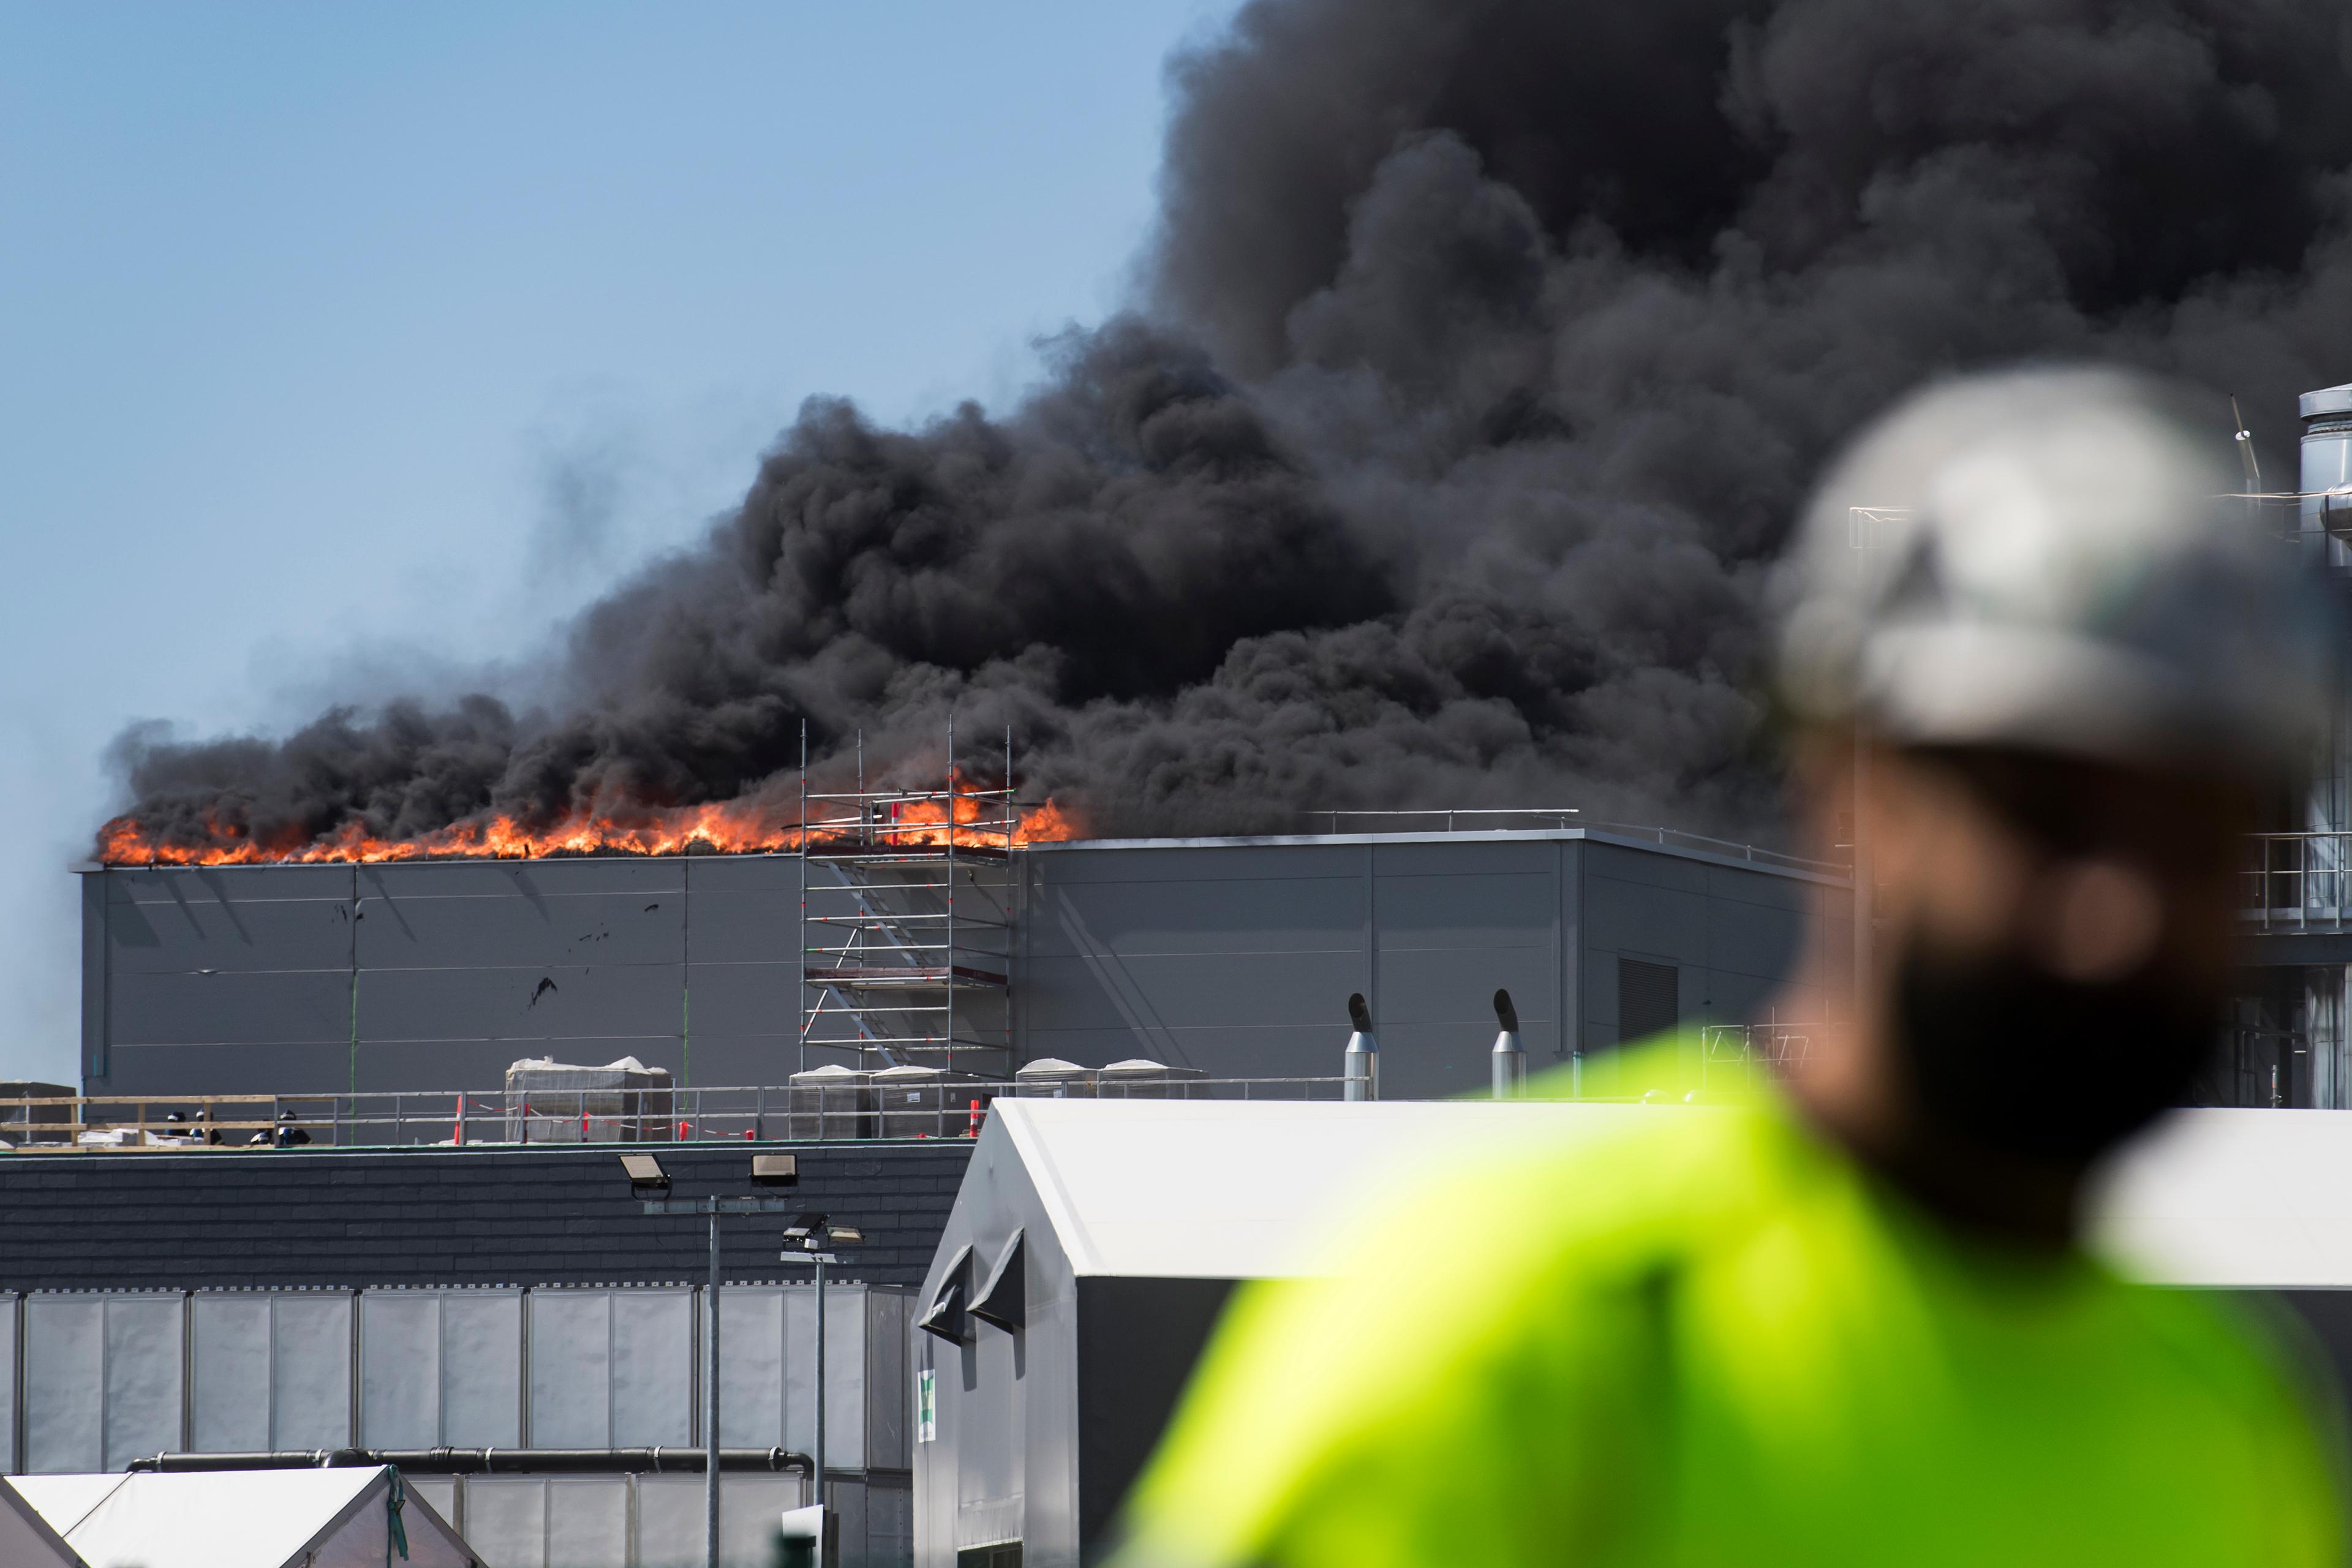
[[1113, 368, 2346, 1566]]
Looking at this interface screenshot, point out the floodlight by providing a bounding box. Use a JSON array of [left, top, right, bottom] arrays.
[[618, 1153, 669, 1196], [752, 1153, 799, 1188], [782, 1211, 829, 1248]]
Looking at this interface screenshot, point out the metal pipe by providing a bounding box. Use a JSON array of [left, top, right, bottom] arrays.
[[813, 1251, 828, 1518], [127, 1447, 813, 1475], [1343, 992, 1378, 1102], [1490, 987, 1526, 1100], [706, 1208, 723, 1568]]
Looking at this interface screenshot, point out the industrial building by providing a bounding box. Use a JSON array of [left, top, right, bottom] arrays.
[[74, 823, 1847, 1105]]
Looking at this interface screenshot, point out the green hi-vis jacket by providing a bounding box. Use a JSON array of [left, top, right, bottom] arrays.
[[1118, 1046, 2345, 1567]]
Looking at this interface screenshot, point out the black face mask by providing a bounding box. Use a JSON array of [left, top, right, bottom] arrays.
[[1890, 937, 2216, 1164]]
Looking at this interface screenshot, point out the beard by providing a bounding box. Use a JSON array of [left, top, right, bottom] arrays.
[[1888, 935, 2217, 1164]]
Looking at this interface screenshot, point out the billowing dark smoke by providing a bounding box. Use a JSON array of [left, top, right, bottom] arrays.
[[108, 0, 2352, 853]]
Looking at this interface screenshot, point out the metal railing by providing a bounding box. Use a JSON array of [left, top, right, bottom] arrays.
[[0, 1074, 1351, 1152], [2242, 832, 2352, 932], [1308, 810, 1847, 876]]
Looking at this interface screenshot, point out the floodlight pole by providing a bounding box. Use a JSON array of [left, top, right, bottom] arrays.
[[639, 1194, 805, 1568]]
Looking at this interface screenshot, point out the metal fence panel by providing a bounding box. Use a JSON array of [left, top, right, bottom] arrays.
[[101, 1295, 183, 1471], [443, 1290, 523, 1447], [0, 1294, 16, 1474], [462, 1477, 549, 1568], [527, 1291, 611, 1447], [718, 1287, 785, 1448], [22, 1297, 103, 1472], [360, 1291, 440, 1448], [610, 1288, 693, 1447], [545, 1476, 630, 1568], [190, 1294, 271, 1452], [271, 1293, 352, 1450]]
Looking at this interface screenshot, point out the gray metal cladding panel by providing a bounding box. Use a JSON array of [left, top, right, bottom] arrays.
[[1370, 839, 1557, 878], [105, 1042, 355, 1095], [683, 962, 795, 1036], [1022, 950, 1366, 1033], [1703, 862, 1813, 913], [675, 853, 794, 894], [1586, 840, 1711, 894], [610, 1289, 693, 1447], [442, 1291, 525, 1446], [22, 1296, 103, 1472], [1020, 1023, 1348, 1079], [0, 1296, 14, 1473], [1027, 873, 1366, 959], [359, 859, 685, 902], [191, 1294, 271, 1452], [356, 891, 684, 970], [358, 963, 684, 1042], [1705, 895, 1807, 982], [110, 968, 353, 1046], [719, 1287, 786, 1449], [1582, 875, 1708, 967], [679, 888, 799, 965], [108, 864, 356, 905], [1035, 842, 1366, 886], [83, 877, 107, 1082], [104, 1294, 186, 1471], [105, 892, 355, 974], [676, 1033, 796, 1088], [528, 1289, 612, 1447], [271, 1292, 354, 1449], [361, 1291, 440, 1447], [1371, 872, 1555, 948], [354, 1040, 579, 1094], [1374, 947, 1554, 1027]]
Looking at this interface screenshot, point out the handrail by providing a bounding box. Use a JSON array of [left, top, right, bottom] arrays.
[[0, 1074, 1353, 1152]]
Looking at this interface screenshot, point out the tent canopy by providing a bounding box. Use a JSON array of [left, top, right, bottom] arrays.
[[6, 1466, 471, 1568], [988, 1097, 2352, 1287]]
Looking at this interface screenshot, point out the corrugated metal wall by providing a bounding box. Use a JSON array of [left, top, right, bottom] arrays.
[[0, 1283, 910, 1476], [83, 833, 1844, 1101]]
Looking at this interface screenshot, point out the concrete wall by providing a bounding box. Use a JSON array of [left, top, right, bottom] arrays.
[[82, 832, 1844, 1101]]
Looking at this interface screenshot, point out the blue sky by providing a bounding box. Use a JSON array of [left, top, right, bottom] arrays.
[[0, 2, 1242, 1082]]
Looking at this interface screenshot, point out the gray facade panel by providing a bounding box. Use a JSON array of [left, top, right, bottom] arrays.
[[684, 962, 796, 1037], [106, 893, 354, 974], [110, 865, 355, 904], [104, 1041, 352, 1096], [1027, 875, 1365, 960], [359, 963, 684, 1043], [359, 891, 684, 970], [109, 968, 352, 1047], [361, 859, 684, 901], [680, 887, 799, 965], [1019, 951, 1366, 1033]]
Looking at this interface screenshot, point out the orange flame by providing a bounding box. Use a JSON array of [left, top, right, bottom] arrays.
[[96, 785, 1085, 867]]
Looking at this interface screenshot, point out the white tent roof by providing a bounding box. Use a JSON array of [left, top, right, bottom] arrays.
[[2090, 1108, 2352, 1287], [995, 1098, 1666, 1278], [992, 1097, 2352, 1286], [7, 1467, 471, 1568], [0, 1480, 82, 1567]]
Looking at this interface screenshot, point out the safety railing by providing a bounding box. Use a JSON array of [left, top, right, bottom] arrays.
[[2242, 832, 2352, 933], [1307, 810, 1847, 877], [0, 1074, 1351, 1152]]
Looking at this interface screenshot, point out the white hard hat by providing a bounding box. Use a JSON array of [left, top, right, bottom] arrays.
[[1776, 365, 2330, 777]]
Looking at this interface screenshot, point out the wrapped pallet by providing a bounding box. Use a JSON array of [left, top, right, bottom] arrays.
[[503, 1056, 674, 1144]]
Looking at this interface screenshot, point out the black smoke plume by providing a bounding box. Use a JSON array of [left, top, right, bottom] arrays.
[[107, 0, 2352, 853]]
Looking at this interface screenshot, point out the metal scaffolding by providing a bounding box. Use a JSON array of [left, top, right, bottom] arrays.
[[795, 717, 1019, 1075]]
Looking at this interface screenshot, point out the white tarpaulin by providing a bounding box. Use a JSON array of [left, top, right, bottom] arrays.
[[6, 1466, 472, 1568], [0, 1478, 81, 1567]]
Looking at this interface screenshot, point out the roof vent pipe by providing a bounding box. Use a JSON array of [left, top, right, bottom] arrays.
[[1343, 993, 1379, 1102], [1491, 989, 1526, 1100]]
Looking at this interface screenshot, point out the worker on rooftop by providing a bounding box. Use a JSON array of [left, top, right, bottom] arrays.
[[1114, 366, 2348, 1566]]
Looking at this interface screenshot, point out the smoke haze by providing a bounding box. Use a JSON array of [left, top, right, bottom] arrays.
[[108, 0, 2352, 853]]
